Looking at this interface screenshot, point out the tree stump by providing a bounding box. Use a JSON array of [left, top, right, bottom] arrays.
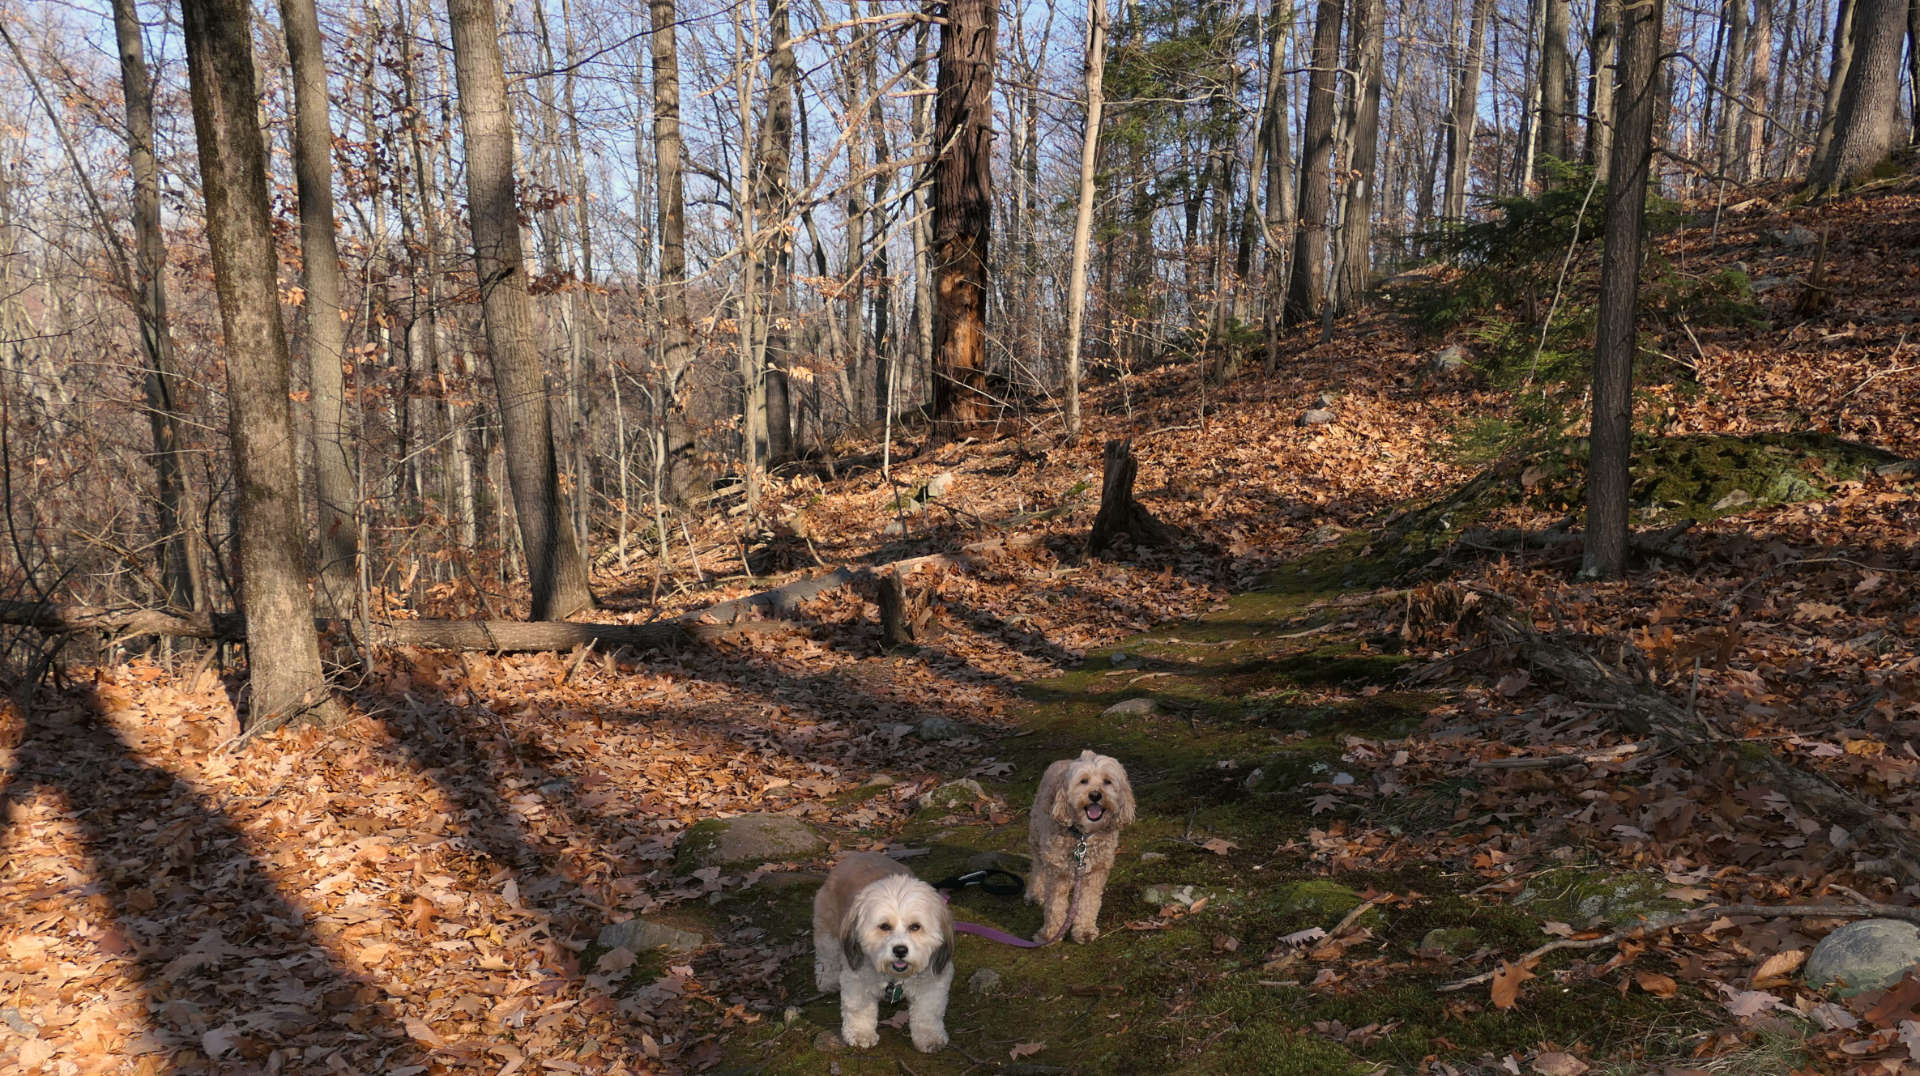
[[878, 571, 934, 647], [1087, 438, 1177, 557]]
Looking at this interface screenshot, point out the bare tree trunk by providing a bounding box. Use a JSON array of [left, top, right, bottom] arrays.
[[1258, 0, 1297, 364], [278, 0, 360, 620], [445, 0, 594, 620], [1286, 0, 1344, 325], [758, 0, 797, 463], [1063, 0, 1108, 444], [180, 0, 340, 726], [1809, 0, 1858, 173], [1586, 0, 1620, 172], [650, 0, 700, 501], [1539, 0, 1573, 168], [1716, 0, 1752, 176], [1807, 0, 1905, 192], [1334, 0, 1384, 313], [1583, 0, 1666, 581], [1909, 0, 1920, 145], [1739, 0, 1774, 178], [110, 0, 204, 616], [1445, 0, 1494, 221], [930, 0, 996, 430]]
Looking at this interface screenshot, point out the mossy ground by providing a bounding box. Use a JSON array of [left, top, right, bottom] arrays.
[[706, 561, 1736, 1073]]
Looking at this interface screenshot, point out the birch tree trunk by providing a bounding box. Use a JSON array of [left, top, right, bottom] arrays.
[[180, 0, 340, 726], [1063, 0, 1108, 443], [445, 0, 595, 619]]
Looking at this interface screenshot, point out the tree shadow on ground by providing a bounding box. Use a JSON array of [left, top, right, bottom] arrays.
[[0, 684, 419, 1073]]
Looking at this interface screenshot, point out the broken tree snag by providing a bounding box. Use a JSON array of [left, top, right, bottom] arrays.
[[1088, 438, 1177, 556], [877, 570, 936, 647]]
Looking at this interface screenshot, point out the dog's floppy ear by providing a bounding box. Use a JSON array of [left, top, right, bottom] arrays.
[[841, 924, 865, 970], [931, 896, 954, 974], [1109, 758, 1137, 827], [1047, 761, 1079, 828]]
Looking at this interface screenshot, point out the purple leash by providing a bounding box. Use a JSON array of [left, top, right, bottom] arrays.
[[937, 836, 1089, 949]]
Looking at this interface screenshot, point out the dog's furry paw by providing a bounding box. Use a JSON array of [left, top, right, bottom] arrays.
[[842, 1024, 880, 1050], [1070, 925, 1100, 943], [911, 1026, 949, 1053]]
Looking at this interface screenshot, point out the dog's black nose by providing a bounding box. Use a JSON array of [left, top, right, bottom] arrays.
[[892, 944, 909, 958], [1088, 790, 1102, 803]]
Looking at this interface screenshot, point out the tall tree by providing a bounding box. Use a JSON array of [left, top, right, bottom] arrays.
[[1738, 0, 1773, 178], [1063, 0, 1108, 443], [1583, 0, 1667, 580], [109, 0, 202, 616], [930, 0, 996, 429], [1334, 0, 1384, 312], [757, 0, 797, 463], [1808, 0, 1858, 171], [1538, 0, 1574, 167], [1257, 0, 1297, 363], [277, 0, 360, 619], [444, 0, 594, 619], [1807, 0, 1906, 192], [179, 0, 339, 725], [1445, 0, 1495, 221], [1286, 0, 1343, 324], [649, 0, 699, 501], [1585, 0, 1619, 173]]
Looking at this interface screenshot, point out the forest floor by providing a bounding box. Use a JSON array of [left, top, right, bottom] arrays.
[[4, 170, 1920, 1076]]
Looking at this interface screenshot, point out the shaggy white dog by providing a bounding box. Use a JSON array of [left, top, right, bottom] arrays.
[[1027, 749, 1135, 943], [812, 852, 953, 1052]]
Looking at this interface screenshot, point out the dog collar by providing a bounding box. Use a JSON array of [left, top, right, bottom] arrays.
[[884, 981, 905, 1004]]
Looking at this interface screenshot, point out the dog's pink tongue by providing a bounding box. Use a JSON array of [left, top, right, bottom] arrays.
[[1086, 804, 1104, 821]]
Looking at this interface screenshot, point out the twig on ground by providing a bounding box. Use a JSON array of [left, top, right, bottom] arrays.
[[1437, 899, 1920, 993]]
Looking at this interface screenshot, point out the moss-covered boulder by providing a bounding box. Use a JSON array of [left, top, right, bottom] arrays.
[[1268, 880, 1385, 929], [1514, 866, 1684, 928], [917, 778, 987, 812], [673, 814, 823, 871], [1415, 926, 1481, 957]]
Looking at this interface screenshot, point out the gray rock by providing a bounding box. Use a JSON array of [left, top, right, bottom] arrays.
[[1417, 927, 1481, 956], [674, 813, 823, 870], [1109, 651, 1131, 667], [595, 917, 705, 953], [919, 778, 986, 811], [1712, 489, 1754, 511], [1139, 851, 1169, 864], [812, 1030, 846, 1052], [0, 1008, 37, 1036], [1297, 408, 1337, 427], [1805, 919, 1920, 997], [1316, 393, 1337, 409], [924, 472, 956, 499], [1102, 697, 1159, 718], [1144, 883, 1232, 908], [1877, 459, 1920, 478], [912, 716, 966, 741], [967, 968, 1004, 996], [1428, 344, 1470, 372], [1773, 225, 1819, 248]]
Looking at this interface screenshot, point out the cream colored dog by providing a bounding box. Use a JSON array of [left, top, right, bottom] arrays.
[[812, 852, 953, 1053], [1027, 749, 1135, 943]]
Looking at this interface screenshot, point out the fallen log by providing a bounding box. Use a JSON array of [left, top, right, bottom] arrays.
[[1480, 611, 1920, 886], [0, 534, 1042, 655]]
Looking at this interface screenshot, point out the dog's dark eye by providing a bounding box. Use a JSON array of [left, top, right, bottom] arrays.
[[1103, 777, 1112, 784], [878, 922, 892, 932], [908, 922, 922, 932], [1079, 776, 1090, 784]]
